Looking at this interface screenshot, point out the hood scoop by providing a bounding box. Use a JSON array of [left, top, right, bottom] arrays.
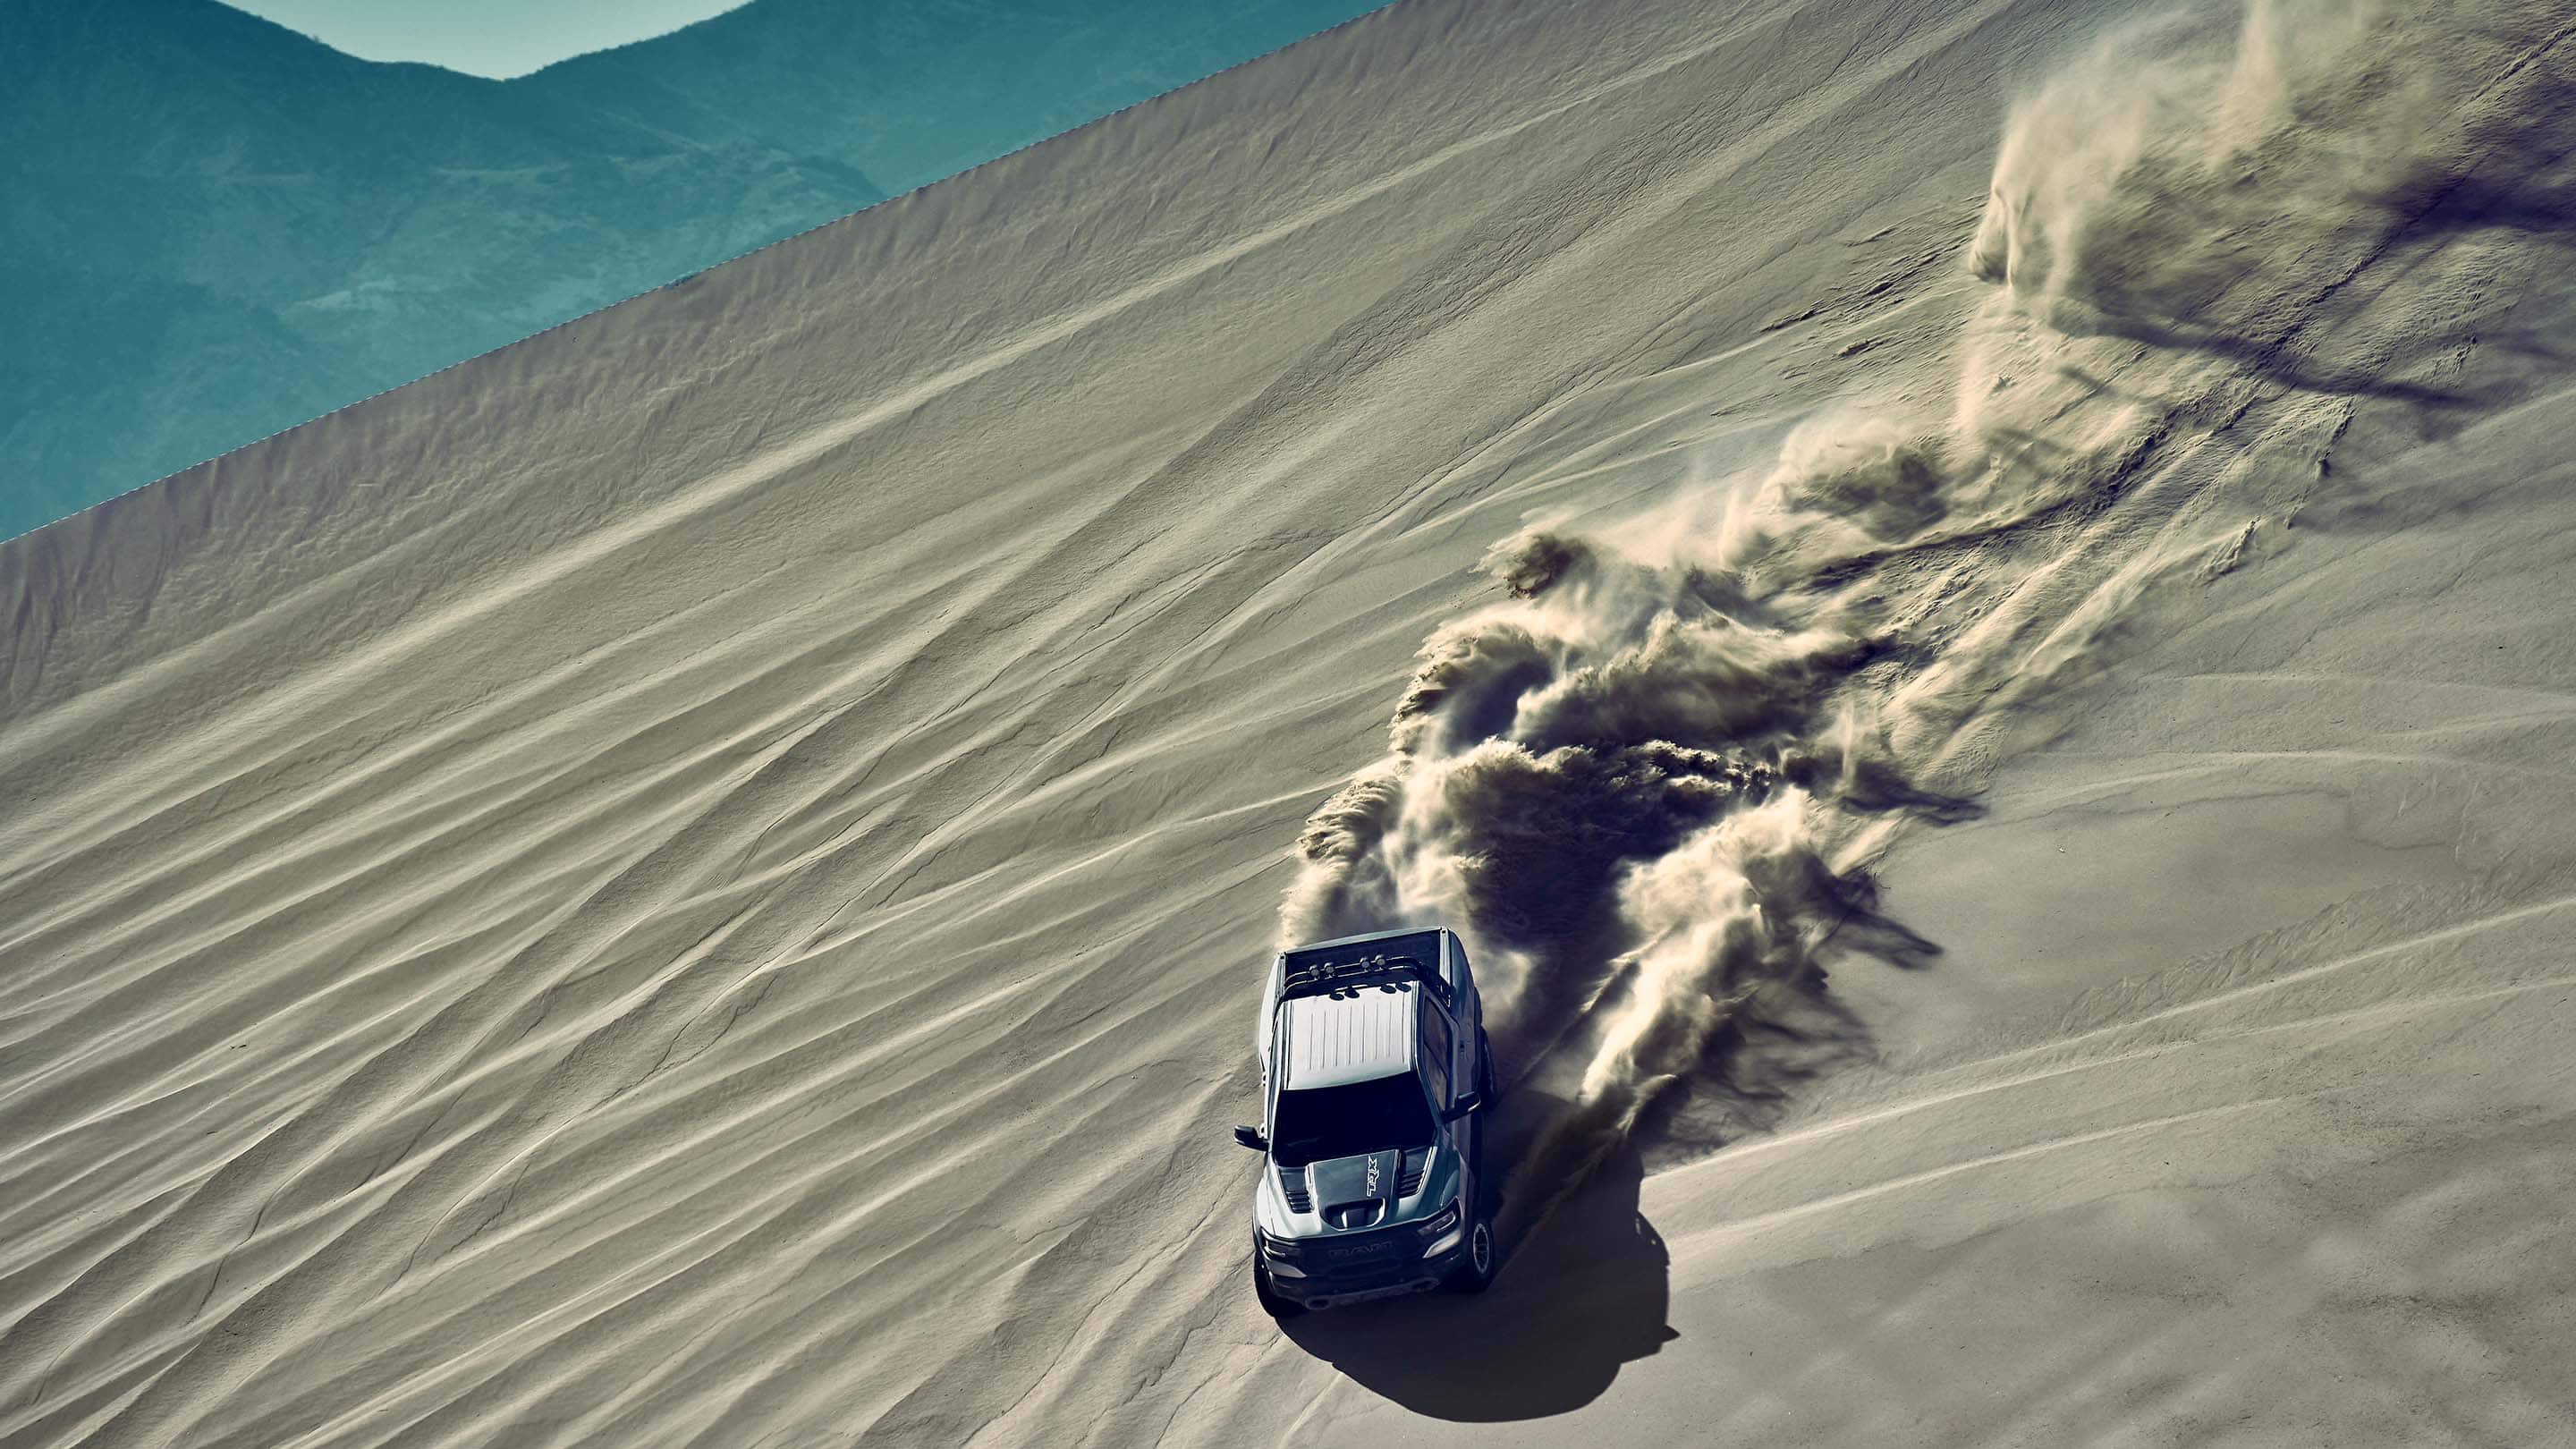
[[1322, 1199, 1385, 1229]]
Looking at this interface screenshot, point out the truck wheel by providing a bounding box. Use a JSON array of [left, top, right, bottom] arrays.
[[1443, 1217, 1497, 1294], [1253, 1254, 1307, 1319]]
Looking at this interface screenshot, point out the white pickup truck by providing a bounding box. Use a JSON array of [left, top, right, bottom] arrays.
[[1231, 926, 1498, 1316]]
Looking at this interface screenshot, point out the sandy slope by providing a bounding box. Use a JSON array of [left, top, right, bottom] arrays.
[[4, 0, 2573, 1445]]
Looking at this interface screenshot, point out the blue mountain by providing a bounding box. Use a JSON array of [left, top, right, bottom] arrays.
[[1, 0, 1384, 539]]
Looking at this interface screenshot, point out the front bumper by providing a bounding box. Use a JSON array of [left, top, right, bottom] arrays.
[[1265, 1228, 1467, 1309]]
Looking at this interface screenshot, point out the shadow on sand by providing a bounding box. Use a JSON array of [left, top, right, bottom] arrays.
[[1278, 1127, 1675, 1421]]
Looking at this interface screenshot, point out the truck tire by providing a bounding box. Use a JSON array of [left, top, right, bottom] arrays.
[[1443, 1216, 1497, 1294]]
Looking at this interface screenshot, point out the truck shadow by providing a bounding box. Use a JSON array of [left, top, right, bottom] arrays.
[[1277, 1128, 1674, 1420]]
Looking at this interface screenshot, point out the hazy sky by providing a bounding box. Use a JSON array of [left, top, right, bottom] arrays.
[[221, 1, 750, 79]]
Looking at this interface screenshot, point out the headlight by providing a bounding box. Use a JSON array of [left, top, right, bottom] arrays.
[[1415, 1201, 1462, 1241], [1258, 1232, 1305, 1259]]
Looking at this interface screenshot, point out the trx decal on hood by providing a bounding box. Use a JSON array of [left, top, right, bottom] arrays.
[[1309, 1148, 1404, 1228]]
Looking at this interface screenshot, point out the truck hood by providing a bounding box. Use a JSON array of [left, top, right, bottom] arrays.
[[1302, 1148, 1403, 1229]]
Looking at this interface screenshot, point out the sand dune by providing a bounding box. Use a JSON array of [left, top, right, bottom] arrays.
[[5, 0, 2574, 1444]]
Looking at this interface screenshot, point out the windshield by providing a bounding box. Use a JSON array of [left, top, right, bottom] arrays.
[[1270, 1073, 1436, 1167]]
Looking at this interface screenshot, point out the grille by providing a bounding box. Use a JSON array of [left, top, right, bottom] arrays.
[[1312, 1225, 1411, 1272], [1277, 1167, 1312, 1214], [1397, 1148, 1428, 1197]]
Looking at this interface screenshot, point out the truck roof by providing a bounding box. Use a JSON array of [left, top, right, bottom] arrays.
[[1278, 982, 1419, 1089]]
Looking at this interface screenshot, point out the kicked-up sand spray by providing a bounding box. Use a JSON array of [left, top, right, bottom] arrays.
[[1279, 0, 2576, 1246]]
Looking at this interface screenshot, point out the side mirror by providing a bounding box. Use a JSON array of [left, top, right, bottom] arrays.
[[1232, 1124, 1268, 1151], [1441, 1091, 1482, 1123]]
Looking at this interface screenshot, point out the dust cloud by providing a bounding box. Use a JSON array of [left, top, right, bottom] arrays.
[[1278, 0, 2571, 1243]]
